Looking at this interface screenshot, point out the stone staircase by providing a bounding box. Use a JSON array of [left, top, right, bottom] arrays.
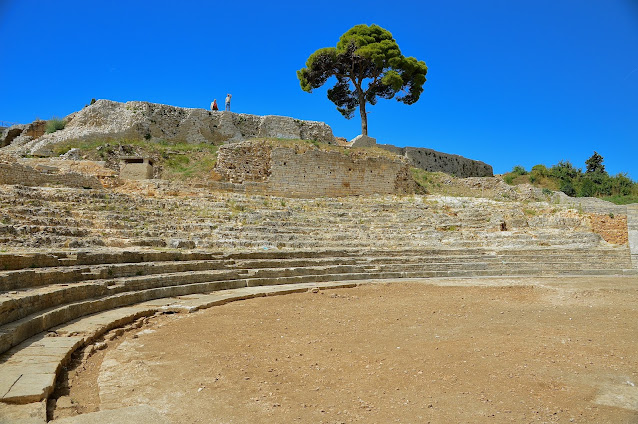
[[0, 185, 608, 250], [0, 184, 635, 421]]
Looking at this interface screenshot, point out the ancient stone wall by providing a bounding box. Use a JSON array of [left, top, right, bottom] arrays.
[[5, 100, 335, 157], [0, 157, 103, 189], [214, 141, 417, 197], [378, 144, 493, 177]]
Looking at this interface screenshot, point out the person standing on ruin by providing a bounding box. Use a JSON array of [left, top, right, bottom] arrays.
[[211, 99, 218, 111], [225, 94, 232, 111]]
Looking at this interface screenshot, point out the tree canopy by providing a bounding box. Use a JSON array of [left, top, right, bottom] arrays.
[[297, 24, 428, 136], [585, 151, 605, 174]]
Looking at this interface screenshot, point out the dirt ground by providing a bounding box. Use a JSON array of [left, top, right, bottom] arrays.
[[52, 277, 638, 423]]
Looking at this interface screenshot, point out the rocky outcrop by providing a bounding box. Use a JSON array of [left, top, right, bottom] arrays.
[[0, 120, 47, 148], [4, 100, 336, 156]]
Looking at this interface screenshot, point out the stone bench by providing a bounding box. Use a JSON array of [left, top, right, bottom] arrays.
[[1, 247, 634, 356]]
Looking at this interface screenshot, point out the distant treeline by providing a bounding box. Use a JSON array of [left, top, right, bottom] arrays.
[[504, 152, 638, 205]]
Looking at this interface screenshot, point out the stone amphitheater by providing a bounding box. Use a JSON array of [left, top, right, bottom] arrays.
[[0, 103, 637, 423]]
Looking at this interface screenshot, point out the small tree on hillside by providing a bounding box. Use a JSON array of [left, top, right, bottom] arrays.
[[585, 151, 606, 174], [297, 24, 428, 136]]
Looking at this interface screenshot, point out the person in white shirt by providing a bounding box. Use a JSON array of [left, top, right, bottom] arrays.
[[225, 94, 232, 111]]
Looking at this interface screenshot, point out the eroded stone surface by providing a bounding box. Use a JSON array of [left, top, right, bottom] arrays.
[[0, 400, 46, 424], [48, 405, 170, 424], [5, 100, 335, 156]]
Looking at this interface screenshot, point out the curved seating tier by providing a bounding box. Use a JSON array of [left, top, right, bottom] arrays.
[[0, 184, 635, 421], [1, 247, 633, 358]]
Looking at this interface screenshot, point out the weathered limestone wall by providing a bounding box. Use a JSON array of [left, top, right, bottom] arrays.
[[214, 141, 417, 198], [4, 100, 336, 157], [0, 157, 103, 189], [378, 144, 493, 177], [265, 149, 415, 197]]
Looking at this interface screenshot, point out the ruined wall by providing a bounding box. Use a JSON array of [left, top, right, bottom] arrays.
[[5, 100, 335, 157], [0, 121, 47, 148], [0, 158, 103, 189], [214, 141, 417, 198], [378, 144, 493, 177]]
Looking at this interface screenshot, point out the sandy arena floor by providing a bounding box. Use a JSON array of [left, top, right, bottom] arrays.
[[52, 277, 638, 423]]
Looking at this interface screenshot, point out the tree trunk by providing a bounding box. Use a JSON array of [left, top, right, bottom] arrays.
[[359, 96, 368, 136]]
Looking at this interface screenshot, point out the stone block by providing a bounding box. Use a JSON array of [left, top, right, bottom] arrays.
[[350, 134, 377, 147], [1, 372, 56, 404], [48, 405, 171, 424]]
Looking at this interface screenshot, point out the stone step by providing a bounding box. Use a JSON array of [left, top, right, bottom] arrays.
[[1, 218, 602, 236], [0, 259, 238, 291], [0, 269, 248, 327], [1, 246, 630, 272], [1, 257, 634, 356], [2, 251, 631, 309], [0, 278, 248, 356]]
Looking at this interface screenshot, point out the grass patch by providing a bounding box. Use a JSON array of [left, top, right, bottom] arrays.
[[410, 168, 431, 191], [602, 195, 638, 205], [45, 117, 66, 134], [164, 154, 218, 180], [50, 138, 219, 181]]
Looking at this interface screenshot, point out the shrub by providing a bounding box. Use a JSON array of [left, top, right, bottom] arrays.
[[610, 173, 633, 196], [45, 117, 65, 133], [560, 180, 576, 196], [550, 161, 580, 181], [503, 174, 515, 185], [511, 165, 527, 175], [579, 177, 596, 197], [531, 164, 548, 177]]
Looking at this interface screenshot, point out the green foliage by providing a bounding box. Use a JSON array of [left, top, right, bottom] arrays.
[[298, 24, 427, 135], [409, 168, 431, 193], [511, 165, 527, 175], [578, 177, 597, 197], [531, 164, 548, 177], [585, 151, 605, 174], [610, 173, 633, 196], [90, 98, 96, 105], [45, 117, 66, 133], [51, 138, 218, 181], [559, 180, 576, 197], [505, 152, 637, 203], [550, 161, 580, 181]]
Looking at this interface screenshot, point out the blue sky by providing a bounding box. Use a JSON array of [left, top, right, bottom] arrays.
[[1, 0, 637, 179]]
